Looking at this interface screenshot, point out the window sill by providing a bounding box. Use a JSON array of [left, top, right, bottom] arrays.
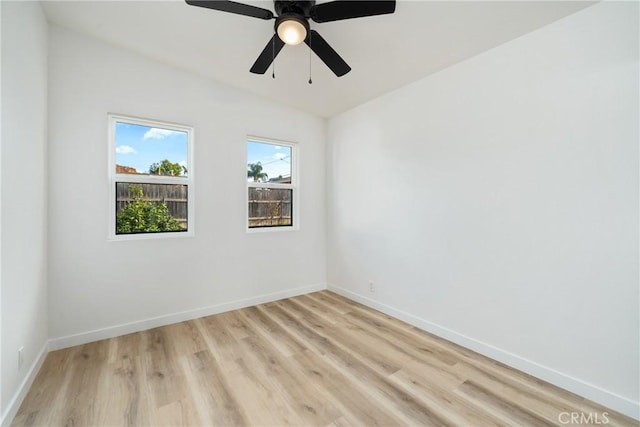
[[108, 230, 195, 241], [246, 226, 299, 234]]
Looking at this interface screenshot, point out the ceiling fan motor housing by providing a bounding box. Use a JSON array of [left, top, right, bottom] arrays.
[[274, 1, 315, 18]]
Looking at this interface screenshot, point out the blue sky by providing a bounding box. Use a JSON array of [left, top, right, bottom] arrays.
[[115, 125, 289, 180], [247, 141, 291, 181], [115, 121, 188, 175]]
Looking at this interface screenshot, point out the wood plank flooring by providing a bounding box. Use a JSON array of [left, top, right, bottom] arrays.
[[13, 291, 637, 426]]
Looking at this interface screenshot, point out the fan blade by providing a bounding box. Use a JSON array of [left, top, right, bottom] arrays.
[[185, 1, 273, 20], [305, 30, 351, 77], [250, 35, 286, 74], [310, 1, 395, 23]]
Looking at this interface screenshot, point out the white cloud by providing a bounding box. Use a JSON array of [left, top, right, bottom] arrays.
[[274, 146, 282, 150], [273, 152, 287, 160], [143, 128, 180, 140], [115, 145, 136, 154]]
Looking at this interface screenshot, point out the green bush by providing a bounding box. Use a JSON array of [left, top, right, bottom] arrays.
[[116, 185, 183, 234]]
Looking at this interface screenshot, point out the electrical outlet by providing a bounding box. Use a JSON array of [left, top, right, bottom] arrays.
[[369, 280, 375, 293], [18, 346, 24, 371]]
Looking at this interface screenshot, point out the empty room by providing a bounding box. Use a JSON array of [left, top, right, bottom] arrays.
[[1, 0, 638, 425]]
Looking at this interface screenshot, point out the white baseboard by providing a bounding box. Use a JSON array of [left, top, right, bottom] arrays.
[[49, 283, 327, 351], [327, 284, 640, 421], [1, 341, 49, 427]]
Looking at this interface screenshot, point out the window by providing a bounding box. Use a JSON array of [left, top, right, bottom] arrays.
[[108, 114, 194, 239], [247, 138, 297, 230]]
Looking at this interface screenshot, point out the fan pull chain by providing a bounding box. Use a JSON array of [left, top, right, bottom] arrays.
[[272, 30, 276, 79], [308, 31, 312, 84]]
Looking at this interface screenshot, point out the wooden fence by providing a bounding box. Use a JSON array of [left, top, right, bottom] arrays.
[[116, 182, 188, 228], [116, 183, 292, 229], [248, 188, 292, 227]]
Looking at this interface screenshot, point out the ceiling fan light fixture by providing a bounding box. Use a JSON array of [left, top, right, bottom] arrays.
[[276, 17, 308, 45]]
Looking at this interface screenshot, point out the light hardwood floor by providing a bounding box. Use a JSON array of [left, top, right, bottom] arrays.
[[13, 291, 637, 426]]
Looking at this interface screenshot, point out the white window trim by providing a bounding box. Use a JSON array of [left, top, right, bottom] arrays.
[[246, 136, 299, 233], [108, 113, 195, 240]]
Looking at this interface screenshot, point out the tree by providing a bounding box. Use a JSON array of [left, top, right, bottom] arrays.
[[149, 159, 184, 176], [116, 185, 183, 234], [247, 162, 268, 182]]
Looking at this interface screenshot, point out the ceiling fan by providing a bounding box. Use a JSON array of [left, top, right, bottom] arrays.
[[185, 0, 396, 77]]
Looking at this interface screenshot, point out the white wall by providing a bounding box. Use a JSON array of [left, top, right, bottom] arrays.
[[1, 1, 49, 423], [1, 0, 3, 414], [327, 1, 639, 419], [47, 26, 326, 344]]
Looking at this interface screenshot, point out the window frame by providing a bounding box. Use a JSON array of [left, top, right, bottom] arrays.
[[246, 136, 298, 233], [108, 113, 195, 240]]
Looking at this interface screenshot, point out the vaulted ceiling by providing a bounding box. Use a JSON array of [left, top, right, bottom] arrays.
[[41, 1, 594, 117]]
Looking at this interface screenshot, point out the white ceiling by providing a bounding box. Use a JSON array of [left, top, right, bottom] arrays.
[[41, 0, 595, 118]]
